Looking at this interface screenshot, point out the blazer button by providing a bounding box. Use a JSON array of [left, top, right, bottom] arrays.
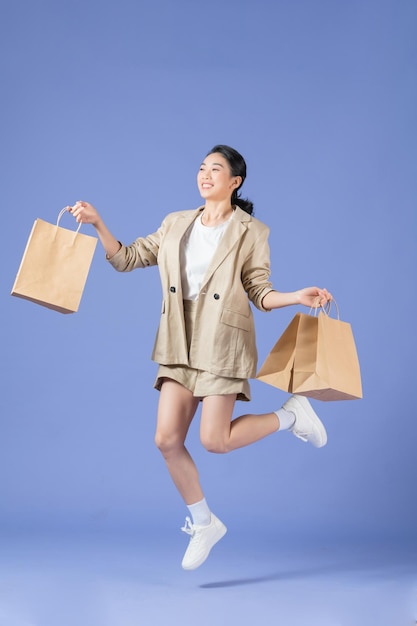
[[170, 286, 176, 293], [213, 293, 220, 300]]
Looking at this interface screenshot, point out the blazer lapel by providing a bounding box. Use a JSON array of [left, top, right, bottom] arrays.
[[201, 207, 250, 290], [162, 207, 203, 298]]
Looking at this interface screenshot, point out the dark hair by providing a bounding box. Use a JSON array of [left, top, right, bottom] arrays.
[[206, 144, 254, 215]]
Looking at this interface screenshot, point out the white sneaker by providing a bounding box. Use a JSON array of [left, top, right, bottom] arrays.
[[283, 394, 327, 448], [181, 513, 227, 570]]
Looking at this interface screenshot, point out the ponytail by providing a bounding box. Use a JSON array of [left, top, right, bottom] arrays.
[[231, 189, 254, 215]]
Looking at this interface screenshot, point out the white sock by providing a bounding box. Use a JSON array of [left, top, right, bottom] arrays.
[[187, 497, 212, 527], [275, 408, 296, 431]]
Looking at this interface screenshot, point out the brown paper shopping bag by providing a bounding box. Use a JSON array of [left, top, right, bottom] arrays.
[[256, 313, 301, 390], [11, 209, 98, 314], [291, 309, 362, 401], [257, 302, 362, 401]]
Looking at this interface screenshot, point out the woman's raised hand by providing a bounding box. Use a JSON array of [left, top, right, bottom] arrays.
[[297, 287, 332, 309], [66, 201, 101, 226], [65, 200, 121, 259]]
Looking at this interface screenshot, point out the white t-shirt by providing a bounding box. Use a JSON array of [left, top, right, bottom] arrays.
[[180, 213, 233, 301]]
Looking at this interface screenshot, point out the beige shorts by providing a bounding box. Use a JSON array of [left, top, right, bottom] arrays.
[[154, 364, 251, 402], [153, 299, 251, 402]]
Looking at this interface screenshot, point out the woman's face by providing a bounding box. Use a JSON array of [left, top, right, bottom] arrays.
[[197, 153, 241, 202]]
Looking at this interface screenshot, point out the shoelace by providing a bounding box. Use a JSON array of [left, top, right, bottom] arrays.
[[181, 516, 195, 536]]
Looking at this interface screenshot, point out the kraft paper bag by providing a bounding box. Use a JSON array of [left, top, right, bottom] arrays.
[[11, 209, 98, 314], [255, 313, 301, 391], [257, 307, 362, 401], [291, 311, 362, 401]]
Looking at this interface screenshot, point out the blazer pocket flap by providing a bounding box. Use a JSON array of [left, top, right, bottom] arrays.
[[221, 308, 250, 331]]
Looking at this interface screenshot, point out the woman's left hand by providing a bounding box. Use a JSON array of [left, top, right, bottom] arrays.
[[297, 287, 332, 308]]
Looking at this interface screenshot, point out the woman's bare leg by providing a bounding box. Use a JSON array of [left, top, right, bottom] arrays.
[[200, 394, 279, 453], [154, 379, 203, 505], [200, 394, 327, 452], [155, 380, 229, 570]]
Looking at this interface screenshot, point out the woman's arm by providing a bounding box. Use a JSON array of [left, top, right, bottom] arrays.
[[67, 201, 121, 259], [262, 287, 332, 311], [241, 224, 332, 311]]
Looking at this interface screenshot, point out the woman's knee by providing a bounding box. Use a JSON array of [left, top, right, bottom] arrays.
[[154, 429, 184, 456], [200, 432, 230, 454]]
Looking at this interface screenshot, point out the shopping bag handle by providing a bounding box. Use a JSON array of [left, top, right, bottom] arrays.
[[309, 298, 340, 319], [57, 208, 82, 233]]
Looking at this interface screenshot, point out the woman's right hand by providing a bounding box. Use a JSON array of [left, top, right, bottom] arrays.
[[66, 201, 101, 227], [65, 200, 122, 259]]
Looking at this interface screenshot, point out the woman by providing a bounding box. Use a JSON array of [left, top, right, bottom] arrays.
[[68, 145, 332, 571]]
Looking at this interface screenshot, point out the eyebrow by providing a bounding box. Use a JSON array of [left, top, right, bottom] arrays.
[[200, 161, 225, 168]]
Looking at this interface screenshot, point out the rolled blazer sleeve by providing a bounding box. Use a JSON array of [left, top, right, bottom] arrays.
[[107, 221, 166, 272], [241, 226, 274, 311]]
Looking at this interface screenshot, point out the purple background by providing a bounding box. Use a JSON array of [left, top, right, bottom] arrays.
[[2, 0, 416, 546]]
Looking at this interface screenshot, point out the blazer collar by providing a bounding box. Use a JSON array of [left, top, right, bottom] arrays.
[[167, 204, 251, 241], [166, 205, 252, 292]]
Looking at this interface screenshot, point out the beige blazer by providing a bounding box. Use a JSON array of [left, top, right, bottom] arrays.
[[108, 206, 273, 378]]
